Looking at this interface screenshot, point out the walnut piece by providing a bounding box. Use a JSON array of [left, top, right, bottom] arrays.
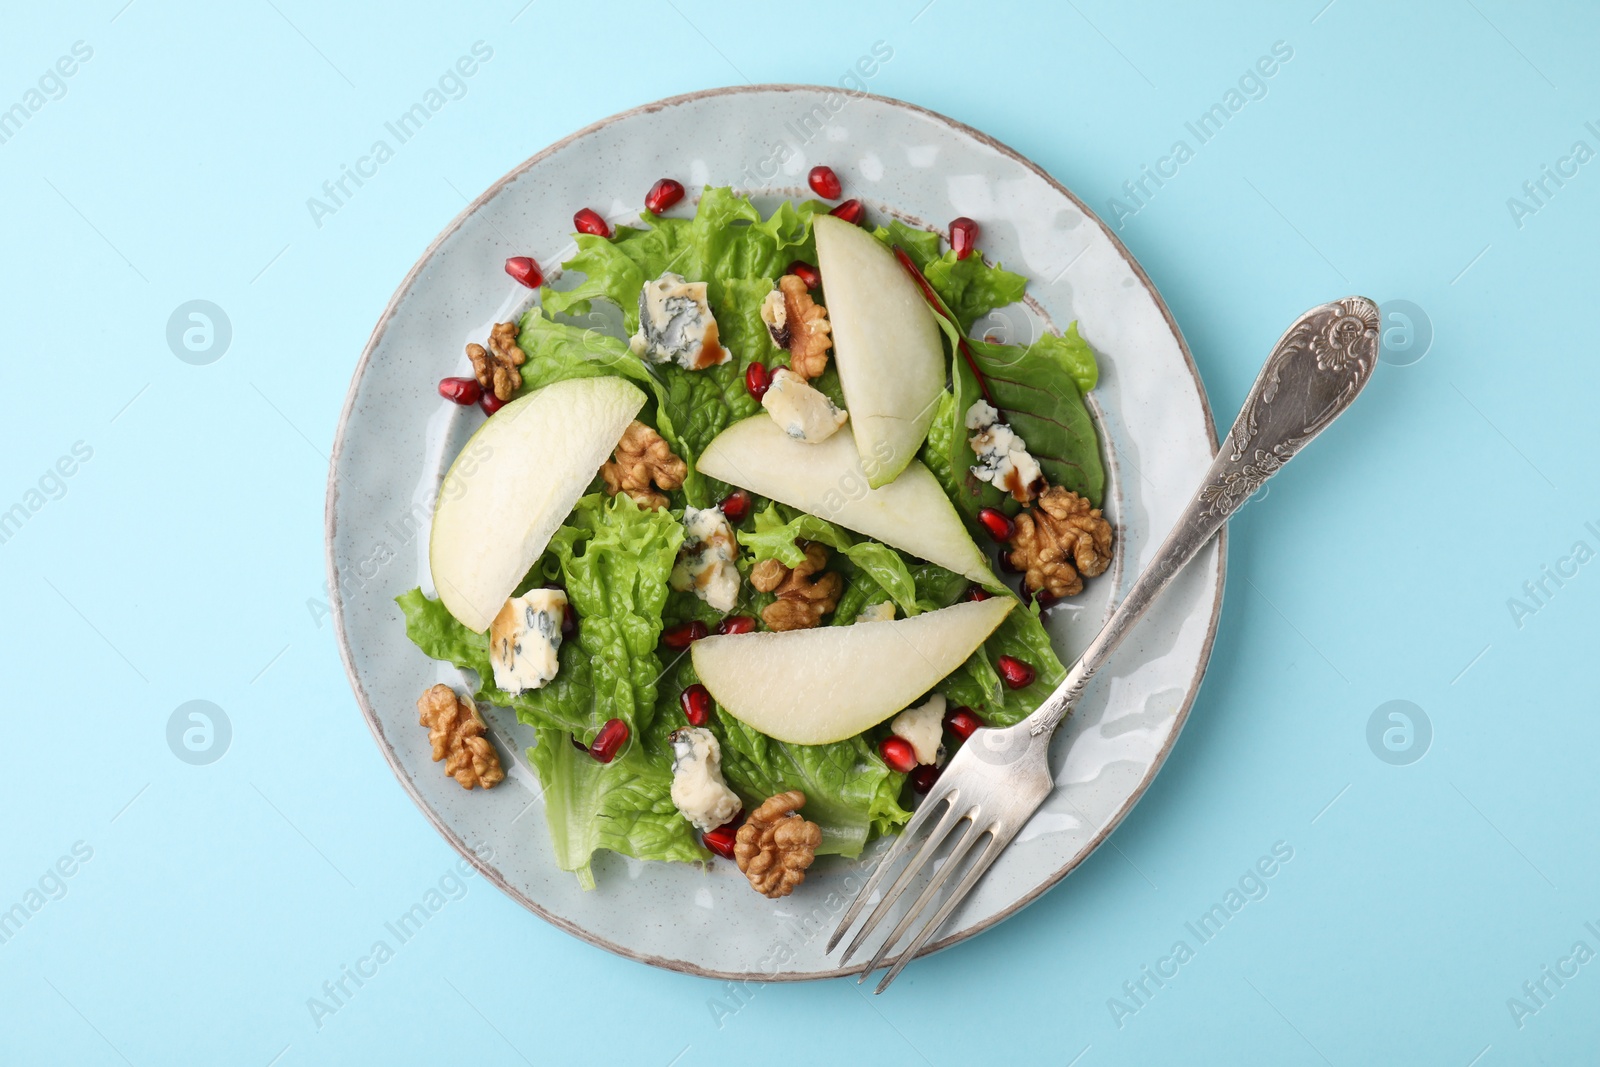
[[760, 274, 833, 380], [599, 420, 687, 510], [466, 321, 526, 402], [750, 542, 842, 630], [1007, 486, 1114, 598], [734, 790, 822, 898], [417, 684, 504, 791]]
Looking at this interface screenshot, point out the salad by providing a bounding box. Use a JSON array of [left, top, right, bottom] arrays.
[[398, 168, 1114, 896]]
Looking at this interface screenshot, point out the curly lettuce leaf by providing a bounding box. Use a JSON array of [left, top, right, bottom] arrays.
[[539, 493, 682, 738], [527, 727, 706, 890], [871, 218, 943, 271], [923, 248, 1029, 334], [537, 235, 646, 330], [516, 308, 656, 393]]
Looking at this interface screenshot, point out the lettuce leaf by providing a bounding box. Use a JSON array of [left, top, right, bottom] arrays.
[[527, 727, 706, 890], [537, 493, 682, 738], [924, 248, 1028, 334]]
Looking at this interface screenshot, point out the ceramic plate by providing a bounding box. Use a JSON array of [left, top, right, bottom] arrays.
[[326, 85, 1224, 980]]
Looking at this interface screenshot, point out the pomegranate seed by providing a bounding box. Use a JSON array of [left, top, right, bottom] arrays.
[[504, 256, 542, 288], [786, 260, 820, 289], [943, 706, 983, 741], [680, 684, 712, 726], [561, 602, 577, 636], [829, 198, 865, 225], [479, 391, 506, 416], [879, 736, 917, 773], [909, 764, 941, 794], [719, 489, 752, 524], [997, 655, 1035, 689], [573, 207, 611, 238], [703, 818, 740, 859], [438, 376, 481, 405], [645, 178, 684, 214], [808, 165, 842, 199], [950, 216, 979, 260], [998, 551, 1023, 574], [966, 587, 992, 602], [977, 507, 1015, 542], [716, 615, 757, 636], [587, 718, 629, 763], [745, 361, 772, 402], [662, 620, 708, 649]]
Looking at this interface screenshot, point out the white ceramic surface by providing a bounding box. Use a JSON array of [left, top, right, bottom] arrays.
[[326, 86, 1224, 980]]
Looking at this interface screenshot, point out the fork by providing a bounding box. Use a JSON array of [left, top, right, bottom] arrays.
[[828, 297, 1383, 991]]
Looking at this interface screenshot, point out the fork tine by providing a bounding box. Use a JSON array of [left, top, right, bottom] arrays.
[[857, 813, 988, 980], [826, 783, 958, 953], [834, 796, 967, 965], [873, 827, 1011, 993]]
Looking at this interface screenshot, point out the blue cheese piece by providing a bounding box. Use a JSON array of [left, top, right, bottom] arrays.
[[670, 506, 741, 612], [966, 400, 1044, 502], [669, 727, 742, 832], [489, 589, 566, 695], [891, 693, 946, 767], [761, 368, 848, 444], [855, 601, 896, 624], [629, 272, 731, 370]]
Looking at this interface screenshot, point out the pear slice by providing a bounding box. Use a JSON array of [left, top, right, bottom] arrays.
[[691, 597, 1015, 745], [696, 414, 995, 585], [813, 214, 945, 487], [429, 376, 645, 632]]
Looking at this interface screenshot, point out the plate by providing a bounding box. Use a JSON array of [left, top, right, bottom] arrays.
[[326, 85, 1223, 980]]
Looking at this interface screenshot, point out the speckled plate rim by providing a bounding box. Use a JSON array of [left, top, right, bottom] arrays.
[[325, 84, 1225, 982]]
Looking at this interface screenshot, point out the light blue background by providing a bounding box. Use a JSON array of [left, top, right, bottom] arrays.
[[2, 1, 1594, 1063]]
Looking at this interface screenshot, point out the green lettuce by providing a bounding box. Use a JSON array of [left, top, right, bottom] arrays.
[[527, 726, 705, 890], [536, 493, 682, 738], [924, 248, 1028, 334]]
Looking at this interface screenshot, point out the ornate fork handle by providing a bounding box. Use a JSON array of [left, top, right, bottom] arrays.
[[1026, 297, 1381, 738]]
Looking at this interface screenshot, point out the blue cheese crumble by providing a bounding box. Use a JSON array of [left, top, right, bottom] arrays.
[[669, 727, 742, 832], [489, 589, 566, 695], [670, 506, 741, 612], [629, 272, 731, 370], [761, 368, 848, 444], [891, 693, 946, 767], [854, 601, 896, 624], [966, 399, 1044, 502]]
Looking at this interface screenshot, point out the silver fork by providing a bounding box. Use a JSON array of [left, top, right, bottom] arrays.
[[828, 297, 1383, 991]]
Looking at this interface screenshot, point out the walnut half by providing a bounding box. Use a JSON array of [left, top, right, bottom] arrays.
[[417, 684, 504, 791], [466, 321, 526, 402], [1007, 486, 1113, 598], [749, 542, 842, 630], [599, 420, 687, 510], [760, 274, 832, 380], [734, 790, 822, 898]]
